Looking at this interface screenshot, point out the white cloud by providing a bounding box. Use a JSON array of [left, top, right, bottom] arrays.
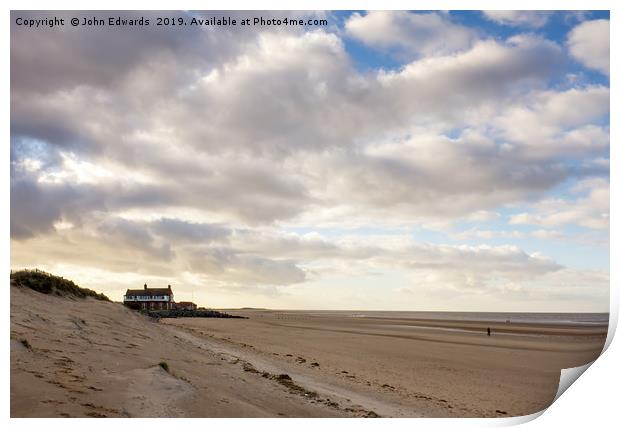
[[10, 216, 562, 290], [394, 243, 563, 299], [529, 229, 566, 240], [509, 179, 609, 230], [451, 228, 567, 242], [9, 12, 609, 309], [493, 85, 609, 158], [482, 11, 552, 28], [567, 19, 609, 75], [452, 229, 524, 240], [345, 11, 477, 57], [295, 130, 571, 226], [11, 30, 574, 232]]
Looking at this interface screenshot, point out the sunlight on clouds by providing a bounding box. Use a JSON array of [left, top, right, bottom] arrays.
[[482, 11, 552, 28], [10, 11, 609, 311], [568, 19, 610, 75]]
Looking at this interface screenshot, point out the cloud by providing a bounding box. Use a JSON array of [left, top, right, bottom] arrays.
[[400, 244, 560, 278], [151, 218, 231, 244], [345, 11, 477, 57], [294, 131, 571, 226], [399, 256, 607, 310], [482, 11, 552, 28], [186, 247, 306, 286], [9, 12, 609, 309], [11, 212, 562, 290], [10, 178, 63, 239], [529, 229, 566, 240], [372, 35, 565, 126], [493, 85, 609, 158], [451, 228, 569, 242], [10, 11, 326, 95], [98, 217, 174, 261], [10, 174, 106, 239], [384, 243, 566, 300], [10, 28, 572, 232], [509, 179, 609, 230], [567, 19, 610, 75]]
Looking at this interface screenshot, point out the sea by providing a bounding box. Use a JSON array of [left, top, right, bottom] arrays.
[[290, 310, 609, 326]]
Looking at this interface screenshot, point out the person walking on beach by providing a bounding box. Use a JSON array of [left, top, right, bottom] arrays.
[[487, 327, 491, 336]]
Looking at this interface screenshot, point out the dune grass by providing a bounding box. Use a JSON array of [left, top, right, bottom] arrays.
[[10, 269, 110, 301]]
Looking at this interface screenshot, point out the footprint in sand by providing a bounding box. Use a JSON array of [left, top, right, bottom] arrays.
[[41, 399, 65, 405], [87, 386, 104, 391]]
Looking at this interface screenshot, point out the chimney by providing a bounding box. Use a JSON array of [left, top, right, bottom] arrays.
[[168, 284, 172, 291], [144, 283, 147, 290]]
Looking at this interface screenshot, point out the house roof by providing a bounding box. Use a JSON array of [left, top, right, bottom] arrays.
[[177, 301, 196, 305], [125, 287, 173, 297]]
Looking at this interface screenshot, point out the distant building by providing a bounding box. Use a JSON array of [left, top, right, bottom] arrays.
[[123, 284, 174, 310], [175, 301, 197, 311]]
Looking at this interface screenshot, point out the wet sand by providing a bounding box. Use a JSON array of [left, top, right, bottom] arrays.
[[10, 286, 607, 417], [163, 309, 607, 417]]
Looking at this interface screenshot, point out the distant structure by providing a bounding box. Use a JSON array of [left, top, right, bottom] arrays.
[[176, 301, 198, 311], [123, 283, 174, 310]]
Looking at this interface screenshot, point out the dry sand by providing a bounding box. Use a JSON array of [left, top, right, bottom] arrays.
[[11, 286, 607, 418], [10, 286, 344, 417]]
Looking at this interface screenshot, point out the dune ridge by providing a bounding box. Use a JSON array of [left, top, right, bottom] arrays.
[[10, 285, 359, 417]]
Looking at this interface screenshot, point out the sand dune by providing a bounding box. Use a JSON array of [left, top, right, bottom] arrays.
[[11, 286, 606, 417], [10, 286, 347, 417]]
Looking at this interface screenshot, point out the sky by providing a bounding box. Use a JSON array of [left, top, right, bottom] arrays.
[[10, 10, 610, 311]]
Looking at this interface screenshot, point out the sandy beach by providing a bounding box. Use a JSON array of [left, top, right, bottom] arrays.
[[11, 286, 607, 417]]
